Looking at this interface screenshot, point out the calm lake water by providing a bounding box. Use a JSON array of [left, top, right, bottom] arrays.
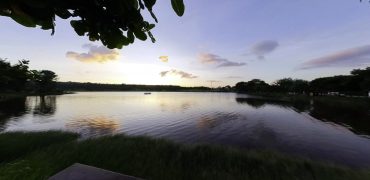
[[1, 92, 370, 168]]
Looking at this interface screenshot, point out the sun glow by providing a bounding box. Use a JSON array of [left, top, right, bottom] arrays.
[[60, 58, 198, 86], [105, 62, 190, 85]]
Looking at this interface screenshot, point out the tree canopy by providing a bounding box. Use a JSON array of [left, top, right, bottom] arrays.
[[273, 78, 309, 93], [0, 0, 185, 49], [0, 59, 58, 94], [234, 67, 370, 96], [235, 79, 270, 93]]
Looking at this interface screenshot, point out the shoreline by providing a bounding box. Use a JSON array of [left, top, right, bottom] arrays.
[[0, 91, 72, 101]]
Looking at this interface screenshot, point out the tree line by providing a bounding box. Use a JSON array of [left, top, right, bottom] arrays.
[[0, 59, 58, 94], [234, 67, 370, 96], [57, 82, 211, 92]]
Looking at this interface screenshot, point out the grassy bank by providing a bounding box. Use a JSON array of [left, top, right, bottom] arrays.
[[0, 131, 369, 180]]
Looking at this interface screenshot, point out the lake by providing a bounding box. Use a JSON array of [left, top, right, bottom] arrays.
[[1, 92, 370, 168]]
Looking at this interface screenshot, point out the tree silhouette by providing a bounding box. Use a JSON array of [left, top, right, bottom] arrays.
[[234, 67, 370, 96], [273, 78, 309, 93], [30, 70, 58, 93], [235, 79, 270, 93], [0, 0, 185, 49], [0, 59, 58, 94], [0, 59, 30, 92]]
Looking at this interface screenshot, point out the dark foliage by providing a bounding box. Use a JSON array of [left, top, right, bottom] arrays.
[[310, 67, 370, 95], [0, 0, 185, 49], [234, 67, 370, 96], [235, 79, 270, 93], [273, 78, 309, 94], [0, 59, 58, 94], [0, 59, 29, 92]]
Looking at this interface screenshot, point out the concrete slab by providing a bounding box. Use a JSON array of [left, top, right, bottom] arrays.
[[49, 163, 143, 180]]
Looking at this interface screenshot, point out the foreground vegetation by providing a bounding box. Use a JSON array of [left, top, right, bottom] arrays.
[[0, 131, 369, 180]]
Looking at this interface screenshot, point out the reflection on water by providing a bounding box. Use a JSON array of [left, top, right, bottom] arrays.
[[197, 112, 241, 129], [66, 116, 120, 138], [1, 92, 370, 168], [236, 97, 370, 135], [250, 121, 278, 148], [309, 99, 370, 135], [0, 97, 28, 130], [235, 97, 290, 109], [33, 96, 56, 116]]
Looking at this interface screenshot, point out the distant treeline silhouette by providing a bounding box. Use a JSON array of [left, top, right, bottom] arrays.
[[234, 67, 370, 96], [0, 59, 58, 94], [57, 82, 211, 92]]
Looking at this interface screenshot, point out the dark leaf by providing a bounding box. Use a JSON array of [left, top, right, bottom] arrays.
[[148, 24, 155, 30], [55, 9, 72, 19], [138, 0, 145, 9], [10, 5, 36, 27], [143, 0, 156, 9], [70, 20, 86, 36], [148, 31, 155, 43], [127, 30, 135, 44], [171, 0, 184, 16], [10, 14, 36, 27], [133, 28, 147, 41]]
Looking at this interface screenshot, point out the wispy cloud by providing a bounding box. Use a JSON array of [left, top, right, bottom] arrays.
[[206, 80, 222, 83], [66, 44, 120, 63], [198, 53, 226, 64], [251, 40, 279, 59], [198, 53, 246, 68], [299, 45, 370, 69], [160, 69, 198, 79], [218, 61, 246, 67], [225, 76, 242, 79]]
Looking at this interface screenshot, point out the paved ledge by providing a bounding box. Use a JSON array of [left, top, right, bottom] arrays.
[[49, 163, 142, 180]]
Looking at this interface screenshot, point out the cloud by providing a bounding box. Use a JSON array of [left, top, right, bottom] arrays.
[[198, 53, 227, 64], [225, 76, 242, 79], [198, 53, 246, 68], [218, 61, 246, 67], [251, 40, 279, 59], [207, 80, 222, 83], [160, 69, 198, 79], [66, 44, 120, 63], [299, 45, 370, 69], [159, 56, 169, 63]]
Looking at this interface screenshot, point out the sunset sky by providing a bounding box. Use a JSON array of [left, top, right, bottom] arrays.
[[1, 0, 370, 87]]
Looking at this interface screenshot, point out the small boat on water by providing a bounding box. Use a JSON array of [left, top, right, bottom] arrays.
[[144, 92, 151, 95]]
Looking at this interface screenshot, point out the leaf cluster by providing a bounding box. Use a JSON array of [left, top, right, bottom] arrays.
[[0, 0, 185, 49]]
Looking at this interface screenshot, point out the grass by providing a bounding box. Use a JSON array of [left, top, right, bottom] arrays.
[[0, 131, 369, 180], [0, 131, 79, 163]]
